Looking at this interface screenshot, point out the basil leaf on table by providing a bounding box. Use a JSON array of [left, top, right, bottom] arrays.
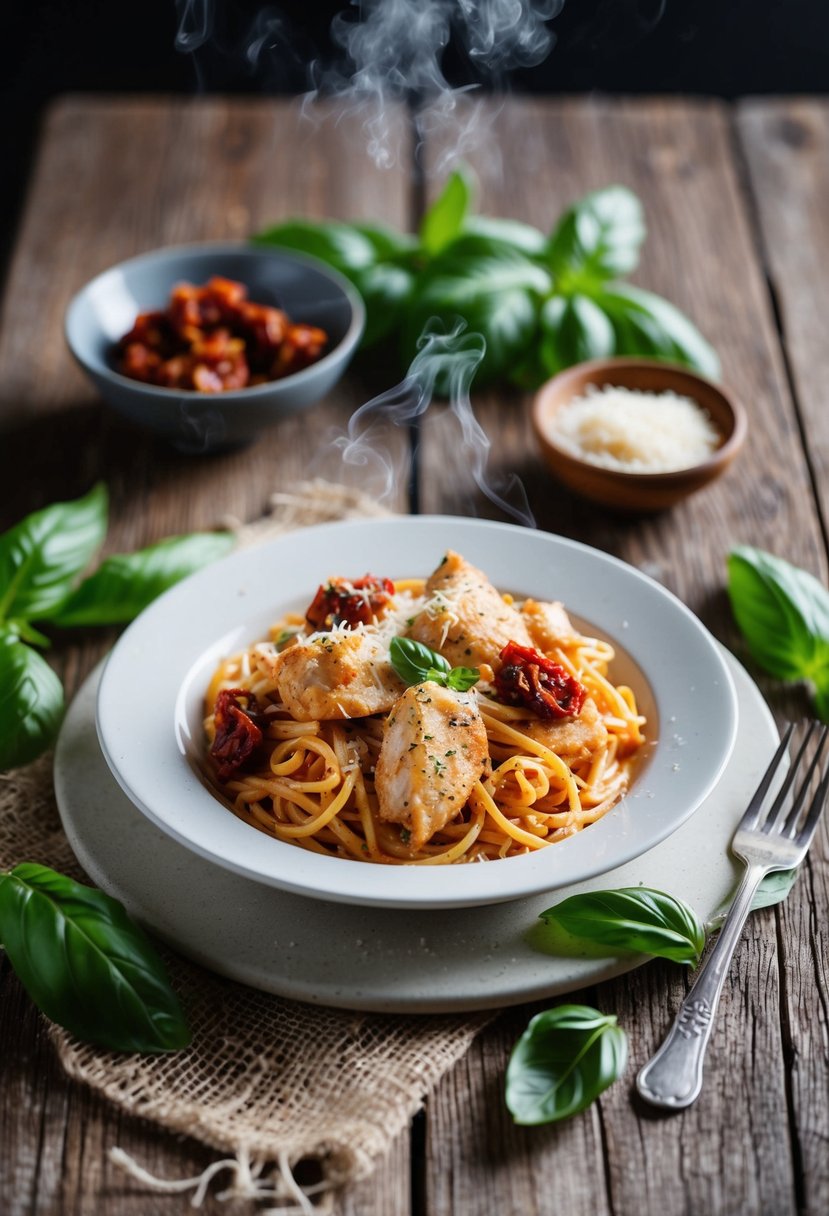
[[545, 185, 646, 286], [727, 547, 829, 721], [0, 863, 191, 1052], [539, 293, 616, 375], [352, 262, 416, 348], [0, 483, 107, 623], [420, 167, 473, 256], [540, 887, 706, 966], [404, 235, 552, 383], [595, 282, 721, 379], [45, 532, 235, 627], [0, 637, 64, 769], [251, 219, 378, 278], [464, 214, 547, 257], [506, 1004, 627, 1125]]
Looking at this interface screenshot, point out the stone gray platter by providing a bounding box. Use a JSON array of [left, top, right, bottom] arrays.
[[54, 650, 775, 1013]]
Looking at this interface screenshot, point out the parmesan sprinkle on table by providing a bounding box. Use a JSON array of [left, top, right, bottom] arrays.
[[555, 384, 721, 473]]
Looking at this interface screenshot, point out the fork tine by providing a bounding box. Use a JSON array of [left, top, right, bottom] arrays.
[[739, 722, 795, 831], [781, 723, 829, 836], [792, 727, 829, 844], [757, 720, 818, 835]]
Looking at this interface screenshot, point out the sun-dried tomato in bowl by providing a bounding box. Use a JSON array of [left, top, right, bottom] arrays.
[[116, 276, 328, 392]]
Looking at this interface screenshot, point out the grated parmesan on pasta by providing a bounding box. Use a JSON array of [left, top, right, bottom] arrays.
[[555, 384, 721, 473]]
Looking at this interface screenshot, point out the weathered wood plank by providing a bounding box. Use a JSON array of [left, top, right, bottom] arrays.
[[419, 97, 814, 1216], [0, 96, 412, 1216], [737, 97, 829, 1216]]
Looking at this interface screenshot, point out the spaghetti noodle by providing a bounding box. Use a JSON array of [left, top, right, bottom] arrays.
[[203, 557, 646, 865]]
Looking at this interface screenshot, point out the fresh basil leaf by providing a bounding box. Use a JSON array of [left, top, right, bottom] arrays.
[[539, 293, 616, 375], [445, 666, 480, 692], [351, 222, 418, 262], [541, 887, 706, 966], [45, 532, 234, 627], [0, 863, 190, 1052], [353, 262, 416, 348], [251, 219, 377, 277], [506, 1004, 627, 1125], [0, 637, 64, 770], [464, 215, 547, 257], [390, 636, 451, 686], [420, 167, 473, 256], [546, 186, 645, 286], [0, 483, 107, 624], [404, 235, 551, 383], [727, 547, 829, 697], [595, 282, 720, 379]]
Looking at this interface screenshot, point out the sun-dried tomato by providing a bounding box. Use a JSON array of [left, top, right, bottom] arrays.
[[116, 277, 328, 392], [210, 688, 265, 782], [495, 641, 587, 720], [305, 574, 395, 631]]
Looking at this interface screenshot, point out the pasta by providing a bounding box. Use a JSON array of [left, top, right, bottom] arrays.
[[202, 554, 646, 865]]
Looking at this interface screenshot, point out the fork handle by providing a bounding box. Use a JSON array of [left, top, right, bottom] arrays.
[[636, 861, 768, 1110]]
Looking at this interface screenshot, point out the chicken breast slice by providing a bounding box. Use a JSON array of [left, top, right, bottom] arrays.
[[264, 628, 406, 721], [375, 682, 491, 849], [408, 551, 533, 670], [518, 696, 608, 767], [520, 598, 579, 652]]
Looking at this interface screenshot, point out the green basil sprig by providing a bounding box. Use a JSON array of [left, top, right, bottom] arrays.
[[0, 484, 234, 769], [540, 887, 706, 966], [254, 171, 719, 387], [0, 863, 190, 1052], [727, 546, 829, 721], [389, 636, 479, 692], [506, 1004, 627, 1125]]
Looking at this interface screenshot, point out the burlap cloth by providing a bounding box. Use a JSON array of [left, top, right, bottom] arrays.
[[0, 482, 494, 1212]]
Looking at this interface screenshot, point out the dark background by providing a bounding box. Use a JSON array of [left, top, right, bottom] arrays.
[[3, 0, 828, 261]]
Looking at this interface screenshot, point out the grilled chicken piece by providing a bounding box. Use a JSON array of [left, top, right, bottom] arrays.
[[408, 551, 532, 671], [518, 696, 608, 766], [375, 682, 491, 849], [264, 629, 405, 721], [520, 598, 579, 652]]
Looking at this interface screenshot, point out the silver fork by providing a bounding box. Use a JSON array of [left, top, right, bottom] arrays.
[[637, 720, 829, 1110]]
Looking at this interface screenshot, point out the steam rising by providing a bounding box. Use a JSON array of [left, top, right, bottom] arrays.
[[323, 322, 534, 526], [175, 1, 563, 167]]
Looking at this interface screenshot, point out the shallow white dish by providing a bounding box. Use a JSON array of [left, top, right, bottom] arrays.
[[96, 517, 738, 909], [62, 651, 771, 1012]]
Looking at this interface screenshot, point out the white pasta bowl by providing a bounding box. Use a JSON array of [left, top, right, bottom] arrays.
[[96, 516, 738, 909]]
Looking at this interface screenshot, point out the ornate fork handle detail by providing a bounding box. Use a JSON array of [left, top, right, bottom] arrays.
[[636, 862, 767, 1110]]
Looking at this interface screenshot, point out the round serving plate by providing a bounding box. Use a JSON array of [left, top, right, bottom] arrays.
[[95, 517, 738, 909], [57, 650, 770, 1013]]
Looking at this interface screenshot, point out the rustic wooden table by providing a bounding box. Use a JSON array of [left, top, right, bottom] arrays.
[[1, 95, 827, 1216]]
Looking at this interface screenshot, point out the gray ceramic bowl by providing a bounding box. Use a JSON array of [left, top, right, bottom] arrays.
[[65, 242, 365, 452]]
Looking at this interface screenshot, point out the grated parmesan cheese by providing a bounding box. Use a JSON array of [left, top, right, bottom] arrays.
[[554, 384, 721, 473]]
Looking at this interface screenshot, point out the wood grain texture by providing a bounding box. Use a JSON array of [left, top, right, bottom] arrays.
[[737, 98, 829, 1216], [418, 97, 818, 1216]]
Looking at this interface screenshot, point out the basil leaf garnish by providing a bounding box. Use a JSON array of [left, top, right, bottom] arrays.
[[390, 636, 450, 684], [540, 887, 706, 966], [0, 637, 64, 769], [390, 636, 479, 692], [506, 1004, 627, 1125], [0, 483, 107, 624], [727, 547, 829, 711], [45, 532, 234, 627], [0, 863, 191, 1053]]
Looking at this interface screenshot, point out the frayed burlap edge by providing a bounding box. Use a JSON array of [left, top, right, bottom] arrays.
[[0, 482, 495, 1209]]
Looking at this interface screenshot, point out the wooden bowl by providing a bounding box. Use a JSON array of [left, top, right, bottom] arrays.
[[532, 358, 747, 513]]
